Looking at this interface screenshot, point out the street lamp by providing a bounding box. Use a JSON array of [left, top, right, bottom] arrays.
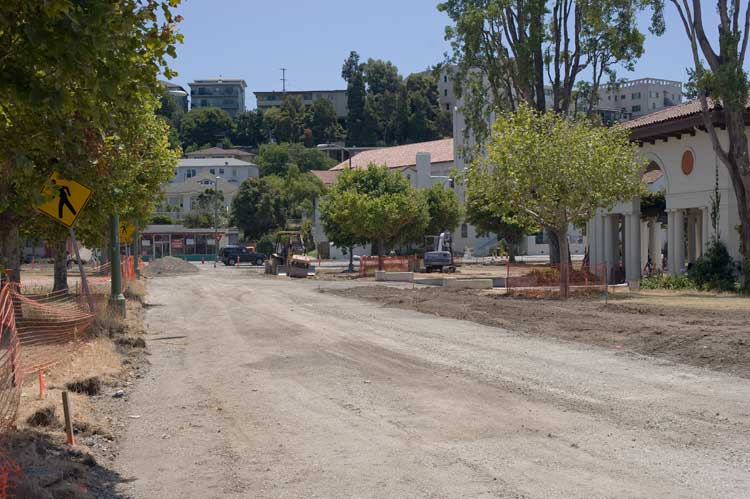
[[213, 176, 222, 268]]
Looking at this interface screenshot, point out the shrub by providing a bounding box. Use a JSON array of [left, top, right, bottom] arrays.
[[256, 233, 275, 256], [688, 240, 737, 291], [640, 273, 695, 290]]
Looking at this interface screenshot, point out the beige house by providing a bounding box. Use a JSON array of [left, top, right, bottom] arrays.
[[254, 89, 348, 119]]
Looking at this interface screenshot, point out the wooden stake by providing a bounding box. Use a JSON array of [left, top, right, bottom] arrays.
[[38, 371, 45, 400], [62, 391, 75, 445]]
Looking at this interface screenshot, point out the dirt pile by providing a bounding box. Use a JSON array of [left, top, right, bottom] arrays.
[[334, 286, 750, 378], [143, 256, 199, 277]]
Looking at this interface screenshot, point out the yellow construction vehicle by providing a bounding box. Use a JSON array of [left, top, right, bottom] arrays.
[[265, 231, 312, 278]]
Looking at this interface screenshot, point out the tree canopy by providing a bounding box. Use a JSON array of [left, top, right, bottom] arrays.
[[438, 0, 664, 145], [470, 105, 643, 295], [256, 142, 335, 176], [0, 0, 183, 281], [423, 183, 462, 236], [320, 165, 430, 269], [179, 107, 233, 150], [230, 177, 286, 241]]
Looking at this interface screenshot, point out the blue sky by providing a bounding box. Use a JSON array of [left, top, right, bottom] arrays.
[[167, 1, 720, 109]]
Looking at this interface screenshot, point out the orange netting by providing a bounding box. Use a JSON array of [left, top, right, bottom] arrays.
[[0, 452, 22, 499], [505, 262, 607, 291], [358, 256, 417, 277], [0, 285, 21, 432]]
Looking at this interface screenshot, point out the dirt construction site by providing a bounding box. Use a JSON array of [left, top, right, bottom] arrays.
[[4, 262, 750, 498]]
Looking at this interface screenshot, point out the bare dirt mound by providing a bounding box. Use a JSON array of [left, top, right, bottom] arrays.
[[332, 286, 750, 378], [143, 256, 199, 277]]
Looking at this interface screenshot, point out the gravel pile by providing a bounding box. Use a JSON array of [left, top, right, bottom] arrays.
[[143, 256, 199, 276]]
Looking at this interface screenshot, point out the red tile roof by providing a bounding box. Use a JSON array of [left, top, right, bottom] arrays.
[[310, 170, 341, 186], [621, 99, 715, 130], [330, 138, 454, 171]]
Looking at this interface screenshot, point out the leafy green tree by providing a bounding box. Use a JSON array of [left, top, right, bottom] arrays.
[[465, 184, 527, 262], [282, 165, 326, 219], [256, 143, 334, 176], [345, 70, 378, 146], [230, 177, 286, 240], [470, 105, 642, 297], [422, 184, 462, 236], [232, 110, 268, 147], [664, 0, 750, 290], [362, 58, 402, 94], [272, 95, 307, 143], [322, 165, 429, 270], [308, 99, 344, 145], [182, 211, 214, 229], [0, 0, 182, 282], [151, 215, 175, 225], [179, 108, 233, 149], [438, 0, 663, 142], [319, 181, 369, 271]]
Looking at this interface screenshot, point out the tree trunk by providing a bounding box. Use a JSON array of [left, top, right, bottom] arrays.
[[556, 229, 570, 299], [377, 238, 385, 271], [0, 215, 21, 283], [548, 230, 561, 264], [348, 246, 354, 273], [508, 241, 516, 263], [52, 239, 68, 292]]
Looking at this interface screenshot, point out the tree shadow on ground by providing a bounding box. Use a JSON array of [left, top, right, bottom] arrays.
[[3, 430, 132, 499]]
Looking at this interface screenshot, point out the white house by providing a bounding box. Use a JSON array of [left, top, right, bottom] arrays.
[[587, 99, 743, 283], [158, 157, 259, 221]]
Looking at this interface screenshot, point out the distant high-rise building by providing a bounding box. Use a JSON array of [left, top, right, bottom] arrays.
[[597, 78, 682, 118], [254, 89, 348, 118], [188, 78, 247, 118]]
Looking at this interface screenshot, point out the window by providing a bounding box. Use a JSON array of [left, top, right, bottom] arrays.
[[614, 95, 618, 101], [445, 103, 450, 111], [621, 94, 626, 100], [607, 95, 611, 101], [444, 89, 448, 97], [631, 92, 641, 99], [209, 168, 215, 174], [652, 102, 656, 109], [232, 168, 238, 177], [461, 223, 468, 238], [631, 105, 641, 112], [443, 75, 447, 83], [198, 87, 207, 95], [186, 169, 196, 178], [534, 232, 546, 244], [303, 93, 313, 100], [200, 99, 207, 107], [219, 168, 225, 175], [655, 91, 660, 97]]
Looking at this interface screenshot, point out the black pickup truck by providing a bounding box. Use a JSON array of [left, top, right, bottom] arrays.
[[219, 246, 266, 266]]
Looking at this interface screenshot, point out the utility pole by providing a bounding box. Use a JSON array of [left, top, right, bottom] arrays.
[[280, 68, 287, 94], [213, 176, 221, 268], [110, 213, 126, 317]]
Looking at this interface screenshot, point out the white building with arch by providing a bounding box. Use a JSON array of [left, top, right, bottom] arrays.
[[587, 100, 743, 283]]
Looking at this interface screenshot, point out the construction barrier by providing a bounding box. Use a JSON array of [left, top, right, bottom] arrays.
[[359, 256, 418, 277], [0, 286, 21, 433], [505, 262, 607, 293]]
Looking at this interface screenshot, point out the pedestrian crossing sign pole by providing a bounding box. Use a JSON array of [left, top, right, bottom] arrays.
[[37, 172, 95, 312], [37, 172, 92, 228]]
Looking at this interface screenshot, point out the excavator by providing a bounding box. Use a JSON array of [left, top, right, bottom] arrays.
[[265, 231, 312, 278], [423, 231, 456, 273]]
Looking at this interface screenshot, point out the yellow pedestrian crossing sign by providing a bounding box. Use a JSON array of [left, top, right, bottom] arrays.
[[119, 222, 136, 244], [37, 172, 93, 228]]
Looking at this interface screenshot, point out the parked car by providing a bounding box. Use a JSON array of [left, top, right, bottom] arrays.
[[219, 246, 266, 266]]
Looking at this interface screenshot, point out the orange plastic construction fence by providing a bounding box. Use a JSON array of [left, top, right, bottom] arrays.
[[358, 256, 417, 277], [0, 285, 21, 433], [505, 262, 607, 291]]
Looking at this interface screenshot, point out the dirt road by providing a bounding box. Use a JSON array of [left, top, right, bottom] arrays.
[[115, 267, 750, 498]]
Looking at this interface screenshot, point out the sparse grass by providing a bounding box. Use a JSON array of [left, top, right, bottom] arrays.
[[124, 280, 146, 303]]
